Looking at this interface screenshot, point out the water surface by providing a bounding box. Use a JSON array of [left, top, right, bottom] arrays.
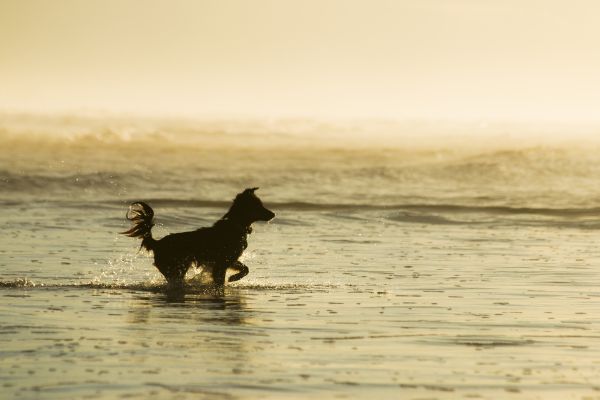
[[1, 115, 600, 399]]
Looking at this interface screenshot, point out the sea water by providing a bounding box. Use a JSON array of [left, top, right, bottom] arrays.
[[1, 114, 599, 399]]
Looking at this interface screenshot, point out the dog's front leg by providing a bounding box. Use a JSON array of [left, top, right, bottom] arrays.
[[211, 264, 227, 286], [228, 261, 249, 282]]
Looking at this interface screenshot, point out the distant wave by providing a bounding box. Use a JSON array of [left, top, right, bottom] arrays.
[[4, 115, 600, 222], [0, 170, 131, 192], [114, 199, 600, 217], [4, 113, 600, 151], [1, 196, 596, 218]]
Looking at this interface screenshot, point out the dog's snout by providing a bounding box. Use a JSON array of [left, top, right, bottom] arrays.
[[263, 208, 275, 221]]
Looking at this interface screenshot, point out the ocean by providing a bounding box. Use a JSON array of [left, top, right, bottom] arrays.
[[1, 113, 599, 399]]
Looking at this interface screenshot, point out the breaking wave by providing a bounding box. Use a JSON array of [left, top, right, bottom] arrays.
[[3, 112, 600, 215]]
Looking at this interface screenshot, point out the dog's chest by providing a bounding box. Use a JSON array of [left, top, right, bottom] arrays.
[[195, 222, 250, 261], [226, 233, 248, 254]]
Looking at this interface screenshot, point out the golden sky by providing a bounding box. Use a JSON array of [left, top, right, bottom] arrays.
[[1, 0, 599, 121]]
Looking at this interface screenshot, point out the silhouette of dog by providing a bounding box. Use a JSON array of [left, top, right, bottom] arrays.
[[121, 188, 275, 286]]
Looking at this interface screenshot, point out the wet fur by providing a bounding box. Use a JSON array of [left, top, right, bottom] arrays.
[[121, 188, 275, 287]]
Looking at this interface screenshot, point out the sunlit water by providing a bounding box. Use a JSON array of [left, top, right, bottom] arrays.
[[1, 115, 600, 399]]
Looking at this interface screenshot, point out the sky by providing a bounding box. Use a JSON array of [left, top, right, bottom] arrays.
[[1, 0, 600, 121]]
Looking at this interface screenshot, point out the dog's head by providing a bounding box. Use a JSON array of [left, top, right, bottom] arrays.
[[228, 187, 275, 223]]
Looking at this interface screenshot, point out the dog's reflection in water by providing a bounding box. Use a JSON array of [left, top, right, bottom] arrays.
[[128, 287, 249, 327]]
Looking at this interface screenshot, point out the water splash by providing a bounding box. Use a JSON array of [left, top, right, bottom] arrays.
[[0, 277, 42, 288]]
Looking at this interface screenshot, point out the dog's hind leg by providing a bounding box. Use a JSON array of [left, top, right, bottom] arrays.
[[228, 261, 249, 282], [155, 257, 189, 288]]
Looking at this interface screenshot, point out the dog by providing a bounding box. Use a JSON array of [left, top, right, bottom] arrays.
[[121, 188, 275, 287]]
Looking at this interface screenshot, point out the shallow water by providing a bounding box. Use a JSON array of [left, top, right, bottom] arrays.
[[1, 115, 600, 399], [2, 203, 600, 399]]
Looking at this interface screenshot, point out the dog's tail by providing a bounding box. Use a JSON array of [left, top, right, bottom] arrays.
[[121, 202, 157, 251]]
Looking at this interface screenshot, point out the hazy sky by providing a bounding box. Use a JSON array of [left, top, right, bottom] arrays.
[[1, 0, 600, 121]]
